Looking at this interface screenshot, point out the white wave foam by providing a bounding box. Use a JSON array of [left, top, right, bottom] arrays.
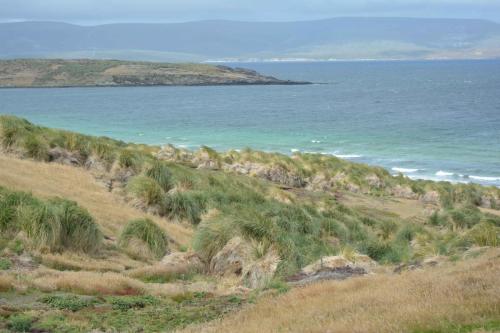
[[311, 140, 322, 143], [333, 154, 362, 159], [290, 148, 300, 153], [469, 175, 500, 182], [436, 170, 454, 177], [392, 167, 419, 173]]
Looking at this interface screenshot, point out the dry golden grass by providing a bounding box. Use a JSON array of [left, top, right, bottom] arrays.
[[39, 251, 143, 272], [180, 249, 500, 333], [29, 268, 146, 295], [0, 155, 192, 246], [341, 192, 429, 220], [0, 274, 15, 292]]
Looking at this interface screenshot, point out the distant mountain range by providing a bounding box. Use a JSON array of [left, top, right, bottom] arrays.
[[1, 18, 500, 62]]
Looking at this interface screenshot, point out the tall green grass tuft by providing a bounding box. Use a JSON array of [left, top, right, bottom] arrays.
[[119, 218, 168, 260], [193, 213, 236, 262], [0, 186, 102, 253], [23, 134, 49, 161], [50, 198, 102, 253], [145, 160, 173, 192], [127, 176, 164, 206], [162, 191, 206, 224], [119, 149, 142, 170], [16, 202, 61, 252]]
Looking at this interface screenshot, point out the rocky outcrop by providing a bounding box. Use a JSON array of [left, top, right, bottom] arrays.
[[48, 147, 81, 166], [288, 254, 375, 285], [391, 185, 418, 199], [209, 237, 281, 289], [365, 174, 384, 189], [480, 195, 499, 209], [242, 247, 280, 289], [161, 252, 203, 272], [193, 149, 221, 170], [210, 237, 250, 277], [156, 144, 194, 163], [421, 190, 440, 205], [258, 164, 305, 188]]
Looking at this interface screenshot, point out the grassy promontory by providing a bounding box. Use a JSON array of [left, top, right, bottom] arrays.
[[0, 115, 499, 332], [0, 59, 309, 88]]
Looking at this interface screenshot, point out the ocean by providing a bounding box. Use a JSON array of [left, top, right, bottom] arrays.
[[1, 60, 499, 187]]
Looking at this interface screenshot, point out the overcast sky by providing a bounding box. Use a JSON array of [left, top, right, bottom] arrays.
[[1, 0, 500, 24]]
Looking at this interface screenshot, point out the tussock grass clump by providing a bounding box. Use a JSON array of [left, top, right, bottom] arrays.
[[119, 218, 168, 260], [467, 222, 499, 246], [145, 160, 173, 192], [127, 176, 164, 206], [0, 116, 34, 148], [162, 191, 206, 225], [119, 149, 142, 170], [0, 186, 102, 253], [193, 212, 237, 262], [17, 202, 61, 252], [23, 134, 49, 161], [50, 198, 102, 253]]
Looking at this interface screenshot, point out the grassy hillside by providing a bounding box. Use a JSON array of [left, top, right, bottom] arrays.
[[0, 59, 305, 88], [0, 115, 499, 332]]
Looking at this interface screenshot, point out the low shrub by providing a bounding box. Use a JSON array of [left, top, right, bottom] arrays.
[[119, 219, 168, 260]]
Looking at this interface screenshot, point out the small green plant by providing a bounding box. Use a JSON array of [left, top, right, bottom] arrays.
[[265, 279, 290, 294], [7, 314, 34, 332], [107, 295, 159, 310], [40, 295, 99, 312], [119, 218, 168, 259], [0, 257, 12, 270]]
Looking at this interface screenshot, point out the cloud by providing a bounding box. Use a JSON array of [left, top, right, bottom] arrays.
[[1, 0, 499, 24]]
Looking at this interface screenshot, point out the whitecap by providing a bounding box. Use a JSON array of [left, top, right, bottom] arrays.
[[392, 167, 419, 173], [311, 140, 322, 143], [469, 175, 500, 182], [436, 170, 454, 177], [333, 154, 362, 159], [290, 148, 300, 153]]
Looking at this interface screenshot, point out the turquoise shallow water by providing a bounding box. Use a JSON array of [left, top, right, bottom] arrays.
[[1, 60, 499, 186]]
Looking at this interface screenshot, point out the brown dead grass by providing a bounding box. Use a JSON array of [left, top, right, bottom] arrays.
[[29, 268, 145, 295], [341, 192, 429, 220], [180, 249, 500, 333], [0, 274, 15, 292], [0, 155, 192, 246]]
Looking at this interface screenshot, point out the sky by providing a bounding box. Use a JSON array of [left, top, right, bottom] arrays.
[[1, 0, 500, 24]]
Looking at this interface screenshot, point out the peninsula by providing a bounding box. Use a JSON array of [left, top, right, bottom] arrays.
[[0, 59, 309, 88]]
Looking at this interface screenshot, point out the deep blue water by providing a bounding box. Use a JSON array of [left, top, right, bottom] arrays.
[[1, 60, 499, 186]]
